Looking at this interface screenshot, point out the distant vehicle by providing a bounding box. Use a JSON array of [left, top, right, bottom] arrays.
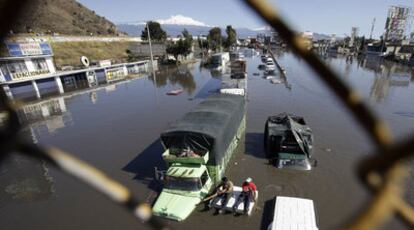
[[231, 59, 247, 72], [261, 55, 269, 62], [264, 113, 314, 170], [258, 64, 266, 70], [265, 61, 276, 72], [270, 79, 282, 84], [231, 72, 247, 79], [210, 52, 230, 67], [268, 196, 319, 230]]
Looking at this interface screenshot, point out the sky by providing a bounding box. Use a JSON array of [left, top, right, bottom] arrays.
[[78, 0, 414, 38]]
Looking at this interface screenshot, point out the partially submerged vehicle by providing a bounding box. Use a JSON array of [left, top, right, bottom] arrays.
[[210, 52, 230, 67], [231, 72, 247, 79], [270, 79, 282, 84], [152, 94, 246, 221], [209, 186, 258, 216], [268, 196, 319, 230], [220, 60, 248, 97], [265, 61, 276, 72], [264, 113, 314, 170], [261, 54, 269, 62], [230, 60, 247, 73]]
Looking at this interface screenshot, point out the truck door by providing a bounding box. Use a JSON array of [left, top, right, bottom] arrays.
[[200, 170, 212, 192]]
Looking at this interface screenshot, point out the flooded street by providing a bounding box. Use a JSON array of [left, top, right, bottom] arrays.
[[1, 53, 414, 230]]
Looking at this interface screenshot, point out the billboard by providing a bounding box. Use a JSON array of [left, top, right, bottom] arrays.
[[385, 6, 412, 41], [6, 42, 53, 57]]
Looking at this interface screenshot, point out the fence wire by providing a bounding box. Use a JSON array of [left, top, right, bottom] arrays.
[[1, 0, 414, 229]]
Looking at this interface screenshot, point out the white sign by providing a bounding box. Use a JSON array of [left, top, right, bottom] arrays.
[[99, 60, 112, 67], [20, 43, 42, 56]]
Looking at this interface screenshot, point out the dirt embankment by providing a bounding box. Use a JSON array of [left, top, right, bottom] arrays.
[[51, 41, 136, 68]]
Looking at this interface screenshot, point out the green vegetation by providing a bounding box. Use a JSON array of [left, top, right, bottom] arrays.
[[207, 27, 222, 52], [166, 29, 193, 63], [51, 41, 135, 68], [224, 25, 237, 48], [197, 37, 209, 51], [141, 21, 167, 41], [207, 25, 237, 51]]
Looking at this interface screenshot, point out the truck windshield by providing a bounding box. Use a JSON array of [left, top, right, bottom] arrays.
[[164, 176, 201, 191]]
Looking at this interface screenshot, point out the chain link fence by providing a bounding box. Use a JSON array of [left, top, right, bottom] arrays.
[[1, 0, 414, 229]]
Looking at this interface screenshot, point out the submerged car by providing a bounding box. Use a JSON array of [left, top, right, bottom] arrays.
[[264, 113, 314, 170], [265, 61, 276, 72]]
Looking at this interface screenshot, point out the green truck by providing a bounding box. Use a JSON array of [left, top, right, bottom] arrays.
[[152, 94, 246, 221]]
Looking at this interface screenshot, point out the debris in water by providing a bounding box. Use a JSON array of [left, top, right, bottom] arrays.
[[166, 89, 183, 95]]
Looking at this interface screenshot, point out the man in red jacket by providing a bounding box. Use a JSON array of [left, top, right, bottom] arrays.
[[233, 177, 257, 215]]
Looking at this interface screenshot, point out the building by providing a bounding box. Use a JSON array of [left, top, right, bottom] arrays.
[[385, 6, 412, 41], [349, 27, 359, 48], [0, 41, 151, 101]]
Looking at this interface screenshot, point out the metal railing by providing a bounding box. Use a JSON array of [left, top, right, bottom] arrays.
[[1, 0, 414, 229]]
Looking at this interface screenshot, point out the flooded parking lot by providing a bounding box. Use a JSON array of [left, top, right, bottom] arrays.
[[1, 52, 414, 229]]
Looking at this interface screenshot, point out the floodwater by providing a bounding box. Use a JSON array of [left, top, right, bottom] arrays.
[[1, 52, 414, 230]]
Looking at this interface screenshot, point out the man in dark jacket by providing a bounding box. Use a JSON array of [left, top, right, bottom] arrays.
[[215, 177, 234, 213]]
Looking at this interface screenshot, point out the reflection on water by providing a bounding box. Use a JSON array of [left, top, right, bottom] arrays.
[[148, 63, 197, 94], [361, 57, 413, 102], [16, 97, 72, 136]]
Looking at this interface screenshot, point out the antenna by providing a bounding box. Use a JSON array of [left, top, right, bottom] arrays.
[[369, 18, 376, 40]]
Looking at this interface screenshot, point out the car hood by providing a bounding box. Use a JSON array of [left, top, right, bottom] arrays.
[[152, 191, 201, 221]]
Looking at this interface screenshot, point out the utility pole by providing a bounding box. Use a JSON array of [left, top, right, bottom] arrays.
[[147, 22, 155, 71], [146, 22, 158, 104], [369, 18, 376, 40]]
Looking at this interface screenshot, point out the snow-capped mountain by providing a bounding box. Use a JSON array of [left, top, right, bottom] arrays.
[[117, 15, 331, 40], [156, 15, 209, 27], [117, 15, 271, 38]]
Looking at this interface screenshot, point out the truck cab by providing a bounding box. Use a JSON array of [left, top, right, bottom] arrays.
[[152, 149, 213, 221]]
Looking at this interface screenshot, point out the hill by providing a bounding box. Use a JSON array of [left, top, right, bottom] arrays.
[[11, 0, 120, 36]]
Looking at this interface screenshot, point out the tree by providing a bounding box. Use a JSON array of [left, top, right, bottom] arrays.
[[343, 36, 351, 47], [198, 36, 209, 54], [181, 29, 193, 52], [224, 25, 237, 48], [182, 29, 193, 43], [166, 29, 193, 63], [207, 27, 222, 51], [141, 21, 167, 41]]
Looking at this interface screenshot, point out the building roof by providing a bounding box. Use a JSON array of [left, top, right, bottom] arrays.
[[0, 54, 54, 61], [0, 60, 148, 85]]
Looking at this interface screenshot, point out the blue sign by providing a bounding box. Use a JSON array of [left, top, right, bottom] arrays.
[[6, 42, 53, 57]]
